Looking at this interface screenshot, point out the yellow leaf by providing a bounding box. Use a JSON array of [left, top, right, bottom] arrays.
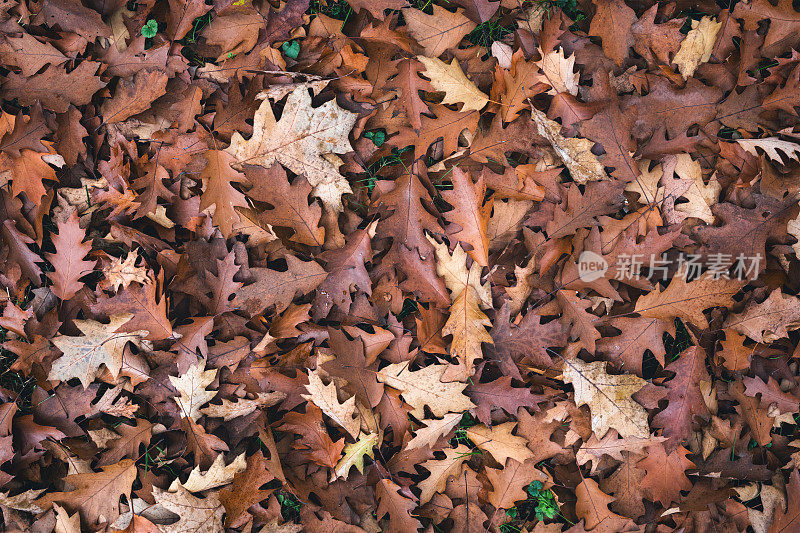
[[332, 432, 379, 480]]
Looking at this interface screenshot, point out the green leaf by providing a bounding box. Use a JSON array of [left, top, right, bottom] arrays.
[[282, 40, 300, 59], [141, 19, 158, 38]]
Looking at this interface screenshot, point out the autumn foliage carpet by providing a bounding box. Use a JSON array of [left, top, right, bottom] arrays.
[[2, 0, 800, 531]]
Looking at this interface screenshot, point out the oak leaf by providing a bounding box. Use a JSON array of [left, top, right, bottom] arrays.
[[537, 48, 579, 96], [49, 315, 147, 389], [574, 478, 637, 532], [463, 422, 534, 464], [169, 359, 218, 422], [199, 392, 286, 421], [245, 164, 324, 246], [417, 56, 489, 112], [97, 418, 153, 466], [673, 16, 722, 79], [485, 458, 546, 510], [219, 452, 274, 527], [650, 346, 711, 451], [531, 106, 607, 184], [152, 486, 224, 533], [770, 469, 800, 533], [376, 479, 422, 532], [45, 211, 96, 301], [35, 459, 137, 526], [375, 362, 475, 419], [231, 255, 326, 317], [502, 53, 548, 122], [725, 289, 800, 343], [198, 150, 249, 238], [417, 445, 471, 504], [401, 6, 475, 58], [441, 168, 491, 267], [278, 404, 346, 468], [226, 86, 357, 212], [2, 62, 106, 113], [634, 275, 741, 329], [101, 250, 148, 293], [0, 33, 68, 77], [302, 368, 361, 439], [638, 443, 695, 506], [101, 69, 169, 124], [406, 412, 463, 450], [169, 452, 247, 493], [736, 138, 800, 164], [332, 432, 379, 480], [442, 285, 494, 381], [426, 235, 491, 307], [563, 359, 650, 439], [589, 0, 637, 66]]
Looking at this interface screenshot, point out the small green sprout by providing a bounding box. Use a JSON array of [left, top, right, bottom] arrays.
[[282, 40, 300, 59], [526, 481, 560, 522], [141, 19, 158, 38], [364, 130, 386, 147]]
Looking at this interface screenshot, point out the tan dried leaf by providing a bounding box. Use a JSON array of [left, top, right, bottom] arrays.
[[537, 48, 579, 96], [563, 359, 650, 438], [375, 362, 475, 419], [49, 314, 147, 389], [102, 250, 149, 292], [736, 137, 800, 164], [152, 486, 224, 533], [418, 445, 471, 504], [54, 504, 81, 533], [199, 392, 286, 421], [226, 86, 357, 212], [417, 56, 489, 112], [463, 422, 535, 464], [442, 285, 494, 381], [426, 235, 491, 307], [169, 452, 247, 493], [673, 16, 722, 79], [169, 359, 218, 422], [401, 6, 475, 58], [302, 369, 361, 439], [531, 106, 607, 183], [406, 412, 463, 450]]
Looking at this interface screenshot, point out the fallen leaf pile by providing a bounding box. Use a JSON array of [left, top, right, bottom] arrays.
[[2, 0, 800, 530]]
